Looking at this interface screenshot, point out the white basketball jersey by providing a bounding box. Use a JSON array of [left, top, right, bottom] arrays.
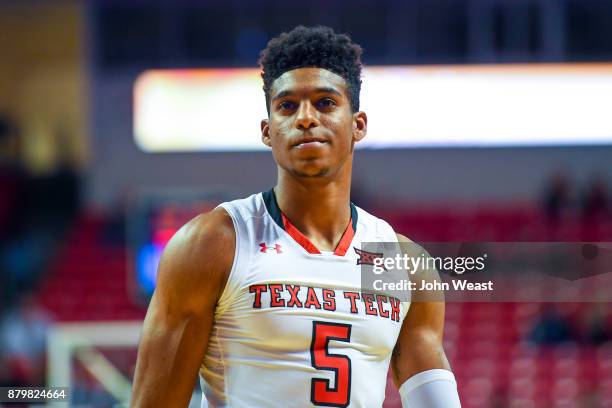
[[200, 189, 410, 408]]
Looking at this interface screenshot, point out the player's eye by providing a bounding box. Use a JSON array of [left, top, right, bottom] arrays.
[[316, 98, 336, 109], [278, 101, 297, 111]]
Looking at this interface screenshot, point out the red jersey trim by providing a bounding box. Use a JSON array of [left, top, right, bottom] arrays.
[[263, 189, 358, 257], [281, 212, 355, 256]]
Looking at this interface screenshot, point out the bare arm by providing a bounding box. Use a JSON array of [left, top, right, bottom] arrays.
[[391, 233, 451, 388], [131, 208, 235, 407]]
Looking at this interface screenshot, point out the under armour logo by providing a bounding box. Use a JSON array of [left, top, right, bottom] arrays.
[[354, 247, 385, 270], [260, 242, 282, 254]]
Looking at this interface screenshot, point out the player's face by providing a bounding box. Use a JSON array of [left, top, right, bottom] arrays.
[[261, 68, 367, 178]]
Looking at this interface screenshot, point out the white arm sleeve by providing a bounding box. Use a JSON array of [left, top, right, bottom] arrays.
[[399, 369, 461, 408]]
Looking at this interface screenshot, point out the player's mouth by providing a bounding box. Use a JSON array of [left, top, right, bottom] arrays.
[[292, 137, 329, 149]]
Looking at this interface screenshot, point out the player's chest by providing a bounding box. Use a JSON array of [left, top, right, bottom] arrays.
[[233, 247, 407, 356]]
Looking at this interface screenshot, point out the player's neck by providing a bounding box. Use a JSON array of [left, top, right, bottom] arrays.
[[275, 170, 352, 252]]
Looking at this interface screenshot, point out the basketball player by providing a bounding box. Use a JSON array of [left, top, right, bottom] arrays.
[[131, 26, 461, 408]]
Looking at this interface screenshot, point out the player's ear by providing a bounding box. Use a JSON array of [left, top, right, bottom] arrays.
[[352, 111, 367, 142], [261, 119, 272, 147]]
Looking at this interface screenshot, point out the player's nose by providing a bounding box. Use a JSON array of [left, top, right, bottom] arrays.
[[295, 101, 318, 130]]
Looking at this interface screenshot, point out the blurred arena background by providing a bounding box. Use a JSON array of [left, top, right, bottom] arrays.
[[1, 0, 612, 407]]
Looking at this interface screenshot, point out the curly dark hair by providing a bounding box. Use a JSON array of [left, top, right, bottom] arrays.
[[259, 26, 363, 114]]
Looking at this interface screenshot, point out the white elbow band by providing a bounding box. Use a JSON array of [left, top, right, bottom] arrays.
[[399, 369, 461, 408]]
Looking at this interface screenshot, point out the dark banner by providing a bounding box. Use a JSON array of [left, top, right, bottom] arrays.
[[359, 242, 612, 302]]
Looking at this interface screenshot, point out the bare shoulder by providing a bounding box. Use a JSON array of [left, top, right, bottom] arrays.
[[154, 207, 235, 312], [395, 233, 412, 243], [395, 233, 419, 256], [166, 207, 235, 256], [395, 232, 443, 302]]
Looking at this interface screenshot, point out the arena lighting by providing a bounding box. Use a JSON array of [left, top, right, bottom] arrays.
[[133, 64, 612, 151]]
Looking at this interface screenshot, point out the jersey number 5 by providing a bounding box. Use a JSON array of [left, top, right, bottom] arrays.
[[310, 321, 352, 407]]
